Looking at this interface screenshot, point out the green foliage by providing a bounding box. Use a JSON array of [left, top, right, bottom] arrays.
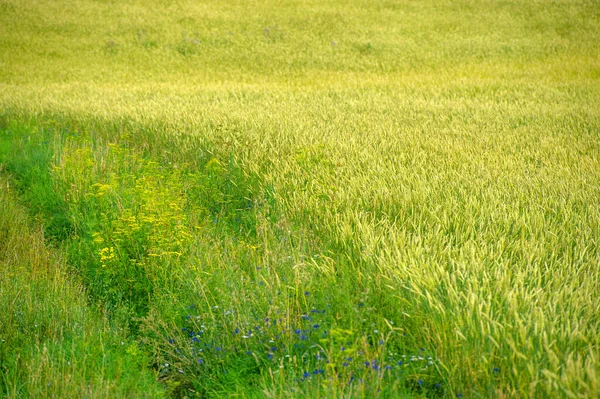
[[0, 126, 74, 243], [0, 176, 165, 398], [53, 141, 197, 317]]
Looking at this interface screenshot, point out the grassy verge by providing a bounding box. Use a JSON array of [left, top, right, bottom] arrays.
[[0, 172, 164, 398]]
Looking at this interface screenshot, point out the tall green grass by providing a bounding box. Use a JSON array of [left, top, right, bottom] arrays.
[[0, 171, 164, 398], [1, 0, 599, 397]]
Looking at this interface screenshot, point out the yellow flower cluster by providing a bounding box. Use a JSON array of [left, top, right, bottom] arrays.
[[53, 140, 199, 280]]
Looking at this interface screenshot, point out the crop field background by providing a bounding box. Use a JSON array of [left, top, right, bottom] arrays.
[[0, 0, 599, 397]]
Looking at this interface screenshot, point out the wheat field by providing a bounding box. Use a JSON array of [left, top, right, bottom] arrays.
[[1, 0, 599, 397]]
